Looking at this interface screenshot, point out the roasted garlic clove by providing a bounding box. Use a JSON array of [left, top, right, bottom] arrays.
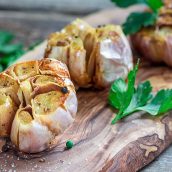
[[31, 90, 74, 132], [0, 73, 20, 105], [68, 38, 91, 87], [45, 32, 92, 87], [0, 93, 18, 137], [6, 60, 39, 81], [93, 25, 133, 88], [0, 74, 19, 136], [0, 59, 77, 153], [61, 18, 95, 44], [45, 33, 71, 63], [11, 107, 53, 153]]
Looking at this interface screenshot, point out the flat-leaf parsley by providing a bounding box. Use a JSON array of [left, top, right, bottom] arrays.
[[111, 0, 163, 35], [108, 61, 172, 124]]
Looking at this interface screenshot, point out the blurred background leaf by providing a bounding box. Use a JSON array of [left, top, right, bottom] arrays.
[[111, 0, 146, 8], [0, 30, 40, 72], [0, 31, 14, 45]]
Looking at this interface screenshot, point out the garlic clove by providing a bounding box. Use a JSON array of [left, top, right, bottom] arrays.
[[45, 32, 70, 64], [68, 38, 91, 87], [6, 61, 39, 81], [45, 32, 92, 87], [20, 79, 33, 105], [0, 73, 20, 105], [62, 18, 95, 42], [39, 58, 70, 79], [0, 93, 18, 137], [11, 108, 53, 153], [64, 90, 78, 117], [93, 25, 133, 88], [31, 90, 75, 134]]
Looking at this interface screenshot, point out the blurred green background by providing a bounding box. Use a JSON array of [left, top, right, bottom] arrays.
[[0, 0, 112, 14]]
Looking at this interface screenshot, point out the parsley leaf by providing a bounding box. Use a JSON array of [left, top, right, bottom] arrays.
[[146, 0, 163, 12], [111, 0, 163, 11], [109, 61, 139, 124], [122, 12, 157, 35], [110, 0, 146, 8], [0, 31, 14, 45], [109, 63, 172, 124], [111, 0, 163, 35], [138, 90, 172, 115], [0, 44, 23, 54], [108, 63, 138, 112], [108, 78, 127, 110], [0, 30, 41, 72], [0, 49, 25, 68], [122, 81, 152, 115], [0, 31, 25, 72]]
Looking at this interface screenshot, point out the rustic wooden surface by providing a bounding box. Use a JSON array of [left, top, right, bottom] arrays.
[[1, 6, 172, 172]]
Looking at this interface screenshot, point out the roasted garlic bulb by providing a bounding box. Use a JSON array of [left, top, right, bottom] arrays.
[[45, 19, 133, 88], [131, 2, 172, 66], [0, 59, 77, 153]]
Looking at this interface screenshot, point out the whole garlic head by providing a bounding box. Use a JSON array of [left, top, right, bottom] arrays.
[[45, 19, 133, 88], [131, 4, 172, 66], [0, 59, 77, 153]]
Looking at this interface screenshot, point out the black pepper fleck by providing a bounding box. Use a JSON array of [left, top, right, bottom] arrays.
[[39, 158, 46, 163], [60, 159, 64, 163], [2, 144, 9, 152], [61, 87, 68, 94]]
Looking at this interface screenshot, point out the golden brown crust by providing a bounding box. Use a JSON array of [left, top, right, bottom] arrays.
[[39, 58, 70, 78], [157, 7, 172, 27], [164, 0, 172, 8]]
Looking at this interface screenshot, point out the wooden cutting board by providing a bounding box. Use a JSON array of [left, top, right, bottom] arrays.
[[1, 6, 172, 172]]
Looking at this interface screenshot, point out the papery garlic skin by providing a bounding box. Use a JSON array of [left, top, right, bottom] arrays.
[[11, 107, 53, 153], [0, 73, 19, 136], [131, 27, 172, 66], [0, 59, 77, 153], [45, 19, 133, 88], [0, 93, 18, 137], [93, 25, 133, 88]]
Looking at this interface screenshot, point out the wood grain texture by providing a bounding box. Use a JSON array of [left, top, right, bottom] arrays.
[[141, 145, 172, 172], [1, 6, 172, 172], [1, 71, 172, 172]]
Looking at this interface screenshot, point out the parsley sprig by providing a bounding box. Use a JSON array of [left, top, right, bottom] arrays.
[[111, 0, 163, 35], [0, 31, 25, 71], [108, 61, 172, 124], [0, 31, 41, 72]]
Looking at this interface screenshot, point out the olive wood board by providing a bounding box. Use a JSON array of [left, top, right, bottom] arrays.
[[1, 6, 172, 172]]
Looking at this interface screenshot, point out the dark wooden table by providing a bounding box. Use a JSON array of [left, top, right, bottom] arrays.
[[0, 9, 172, 172]]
